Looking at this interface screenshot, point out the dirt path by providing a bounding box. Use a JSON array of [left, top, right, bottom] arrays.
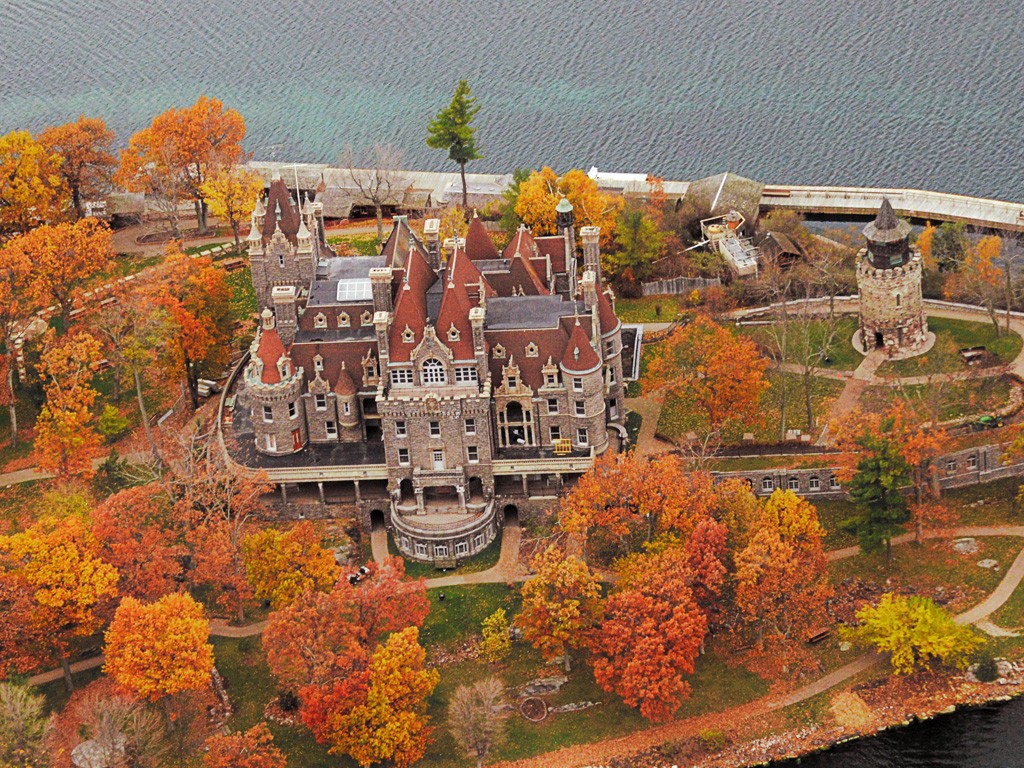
[[623, 393, 675, 456]]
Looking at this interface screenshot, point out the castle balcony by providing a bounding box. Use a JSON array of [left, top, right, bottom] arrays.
[[492, 445, 595, 475], [389, 499, 498, 563]]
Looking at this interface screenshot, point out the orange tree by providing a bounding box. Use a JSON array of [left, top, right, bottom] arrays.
[[5, 218, 113, 327], [590, 546, 707, 722], [38, 116, 117, 220], [0, 514, 119, 689], [203, 723, 285, 768], [117, 96, 246, 233], [0, 129, 67, 234], [516, 545, 602, 672], [242, 521, 339, 609], [103, 592, 214, 701], [734, 490, 830, 653], [154, 248, 232, 409], [644, 313, 769, 459], [514, 167, 622, 246], [33, 330, 105, 482], [0, 239, 35, 446]]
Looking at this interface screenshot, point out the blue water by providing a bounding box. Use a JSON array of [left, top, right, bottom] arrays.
[[2, 0, 1024, 199]]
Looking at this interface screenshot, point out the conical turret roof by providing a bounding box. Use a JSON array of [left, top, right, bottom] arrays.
[[863, 197, 911, 244]]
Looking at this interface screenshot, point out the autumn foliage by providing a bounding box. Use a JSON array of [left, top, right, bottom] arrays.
[[38, 116, 117, 220], [203, 722, 286, 768], [514, 167, 623, 246], [104, 592, 214, 701], [0, 130, 67, 233], [242, 521, 339, 609]]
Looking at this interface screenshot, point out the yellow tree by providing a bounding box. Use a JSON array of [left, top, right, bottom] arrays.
[[0, 130, 68, 234], [117, 97, 246, 233], [0, 515, 119, 690], [516, 546, 602, 672], [0, 241, 34, 446], [103, 592, 214, 701], [242, 521, 339, 609], [6, 217, 114, 326], [916, 223, 937, 271], [200, 165, 264, 253], [514, 167, 623, 245], [38, 116, 117, 220], [33, 330, 104, 481], [944, 235, 1004, 334]]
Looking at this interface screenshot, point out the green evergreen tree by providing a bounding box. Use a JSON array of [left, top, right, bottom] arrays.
[[933, 221, 969, 272], [426, 80, 482, 209], [498, 168, 530, 236], [843, 415, 912, 565]]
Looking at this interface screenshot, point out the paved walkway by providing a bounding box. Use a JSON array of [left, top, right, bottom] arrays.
[[623, 393, 675, 456]]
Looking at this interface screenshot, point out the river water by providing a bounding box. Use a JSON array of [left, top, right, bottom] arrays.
[[2, 1, 1024, 199], [773, 698, 1024, 767]]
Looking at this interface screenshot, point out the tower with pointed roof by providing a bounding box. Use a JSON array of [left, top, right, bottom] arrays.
[[244, 309, 308, 454], [856, 198, 927, 352]]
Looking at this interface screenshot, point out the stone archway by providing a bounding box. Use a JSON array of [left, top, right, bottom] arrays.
[[503, 504, 519, 525], [369, 509, 386, 531]]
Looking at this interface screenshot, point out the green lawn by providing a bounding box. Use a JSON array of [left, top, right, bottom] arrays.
[[860, 374, 1015, 423], [735, 315, 862, 371], [614, 295, 689, 324], [877, 317, 1023, 377], [227, 267, 258, 325], [327, 234, 381, 256], [393, 530, 504, 580], [656, 370, 844, 445]]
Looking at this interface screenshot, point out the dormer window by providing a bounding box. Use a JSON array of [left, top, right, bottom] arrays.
[[422, 359, 446, 385], [493, 344, 506, 359], [525, 342, 539, 358], [546, 373, 558, 387], [507, 375, 518, 390], [313, 355, 324, 373], [338, 312, 350, 328], [402, 325, 415, 343], [314, 313, 327, 329], [447, 324, 461, 342], [278, 359, 291, 378], [360, 311, 373, 326], [364, 359, 378, 382]]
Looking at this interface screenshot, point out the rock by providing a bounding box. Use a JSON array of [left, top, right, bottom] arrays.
[[550, 701, 602, 713], [518, 676, 568, 697], [978, 559, 999, 569], [953, 537, 979, 555], [839, 641, 852, 652]]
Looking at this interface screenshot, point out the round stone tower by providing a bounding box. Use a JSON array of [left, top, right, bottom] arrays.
[[857, 198, 927, 353], [245, 309, 308, 455]]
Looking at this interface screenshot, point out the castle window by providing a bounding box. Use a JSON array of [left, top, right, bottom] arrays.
[[364, 358, 378, 382], [455, 541, 469, 556], [278, 252, 284, 267], [429, 421, 441, 438], [609, 401, 618, 419], [395, 420, 407, 437], [288, 402, 297, 419], [455, 366, 478, 384], [788, 477, 800, 490], [572, 377, 583, 392], [606, 340, 615, 355], [415, 541, 427, 557], [809, 476, 821, 491], [473, 534, 485, 548], [968, 454, 978, 470], [493, 344, 506, 359], [325, 421, 337, 438], [422, 359, 446, 385], [550, 425, 561, 441], [576, 427, 588, 446], [338, 312, 350, 328], [546, 373, 558, 387], [265, 433, 277, 451], [547, 398, 559, 414], [608, 368, 616, 385], [447, 324, 461, 342], [263, 405, 273, 423], [314, 313, 327, 329], [391, 369, 413, 386], [762, 477, 774, 492], [525, 342, 539, 358], [398, 448, 410, 466], [830, 475, 840, 489], [574, 400, 586, 416], [314, 394, 327, 411], [342, 402, 351, 416], [313, 355, 324, 372], [360, 311, 373, 326], [467, 446, 479, 463], [507, 375, 518, 390], [896, 294, 901, 307], [465, 418, 476, 435], [434, 544, 449, 558]]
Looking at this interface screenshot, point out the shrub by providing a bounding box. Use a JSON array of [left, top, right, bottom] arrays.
[[480, 608, 511, 662], [98, 404, 130, 441], [975, 654, 999, 683], [699, 728, 727, 752]]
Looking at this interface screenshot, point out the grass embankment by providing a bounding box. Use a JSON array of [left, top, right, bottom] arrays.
[[614, 295, 690, 324], [735, 315, 862, 372], [877, 317, 1023, 377], [860, 374, 1016, 422]]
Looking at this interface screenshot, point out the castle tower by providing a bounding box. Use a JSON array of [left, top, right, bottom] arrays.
[[560, 318, 609, 454], [244, 309, 308, 455], [856, 198, 927, 353]]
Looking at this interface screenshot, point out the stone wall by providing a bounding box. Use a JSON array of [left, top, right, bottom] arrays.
[[856, 246, 927, 350]]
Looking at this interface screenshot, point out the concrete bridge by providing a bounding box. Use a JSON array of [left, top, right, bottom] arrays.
[[760, 184, 1024, 233]]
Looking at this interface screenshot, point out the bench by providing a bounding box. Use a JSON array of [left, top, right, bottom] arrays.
[[805, 628, 831, 644]]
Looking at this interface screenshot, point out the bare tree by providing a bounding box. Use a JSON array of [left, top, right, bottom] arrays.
[[0, 682, 48, 768], [447, 677, 508, 768], [342, 144, 406, 242]]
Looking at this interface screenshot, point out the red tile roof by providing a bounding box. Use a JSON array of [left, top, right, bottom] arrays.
[[508, 250, 548, 295], [561, 318, 600, 373], [334, 364, 357, 395], [465, 214, 499, 261], [597, 289, 620, 336], [502, 227, 538, 260], [256, 327, 287, 384], [262, 179, 300, 243], [447, 244, 495, 299], [388, 247, 437, 361], [437, 284, 477, 362], [535, 235, 568, 274]]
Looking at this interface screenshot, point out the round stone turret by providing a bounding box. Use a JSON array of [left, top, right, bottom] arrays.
[[244, 310, 308, 455], [856, 198, 928, 353]]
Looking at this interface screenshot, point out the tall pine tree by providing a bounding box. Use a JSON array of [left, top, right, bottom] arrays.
[[426, 80, 482, 209]]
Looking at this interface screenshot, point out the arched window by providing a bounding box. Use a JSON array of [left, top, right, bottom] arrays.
[[422, 359, 446, 385]]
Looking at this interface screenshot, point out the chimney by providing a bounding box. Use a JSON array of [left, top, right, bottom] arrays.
[[374, 310, 391, 367], [369, 267, 393, 314], [271, 286, 298, 345], [581, 271, 598, 310], [580, 226, 602, 286], [423, 218, 441, 270]]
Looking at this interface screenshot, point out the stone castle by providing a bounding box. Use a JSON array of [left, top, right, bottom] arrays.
[[224, 174, 626, 563]]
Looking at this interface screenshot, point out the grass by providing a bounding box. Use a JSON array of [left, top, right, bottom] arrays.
[[861, 375, 1015, 423], [420, 584, 519, 649], [227, 267, 258, 325], [810, 497, 862, 550], [614, 295, 689, 324], [735, 316, 862, 371], [656, 370, 844, 445], [708, 454, 837, 473], [327, 234, 381, 256], [393, 529, 504, 580], [877, 317, 1023, 377]]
